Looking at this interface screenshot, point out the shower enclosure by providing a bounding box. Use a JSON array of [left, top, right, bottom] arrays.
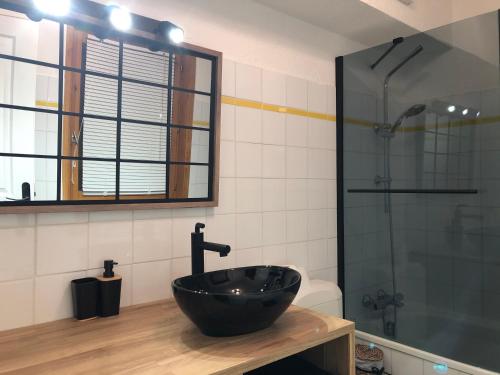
[[337, 10, 500, 373]]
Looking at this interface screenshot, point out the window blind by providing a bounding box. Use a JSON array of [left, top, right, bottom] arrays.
[[81, 36, 171, 196]]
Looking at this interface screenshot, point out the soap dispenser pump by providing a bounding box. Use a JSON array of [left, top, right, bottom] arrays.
[[97, 259, 122, 317]]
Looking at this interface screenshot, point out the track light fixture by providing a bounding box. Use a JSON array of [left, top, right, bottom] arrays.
[[33, 0, 71, 17], [158, 21, 184, 44], [108, 4, 132, 32]]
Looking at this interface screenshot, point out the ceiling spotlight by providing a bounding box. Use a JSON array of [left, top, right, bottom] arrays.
[[108, 5, 132, 32], [33, 0, 71, 17], [476, 111, 481, 118], [168, 27, 184, 44], [447, 105, 456, 113], [158, 21, 185, 44], [462, 108, 469, 116]]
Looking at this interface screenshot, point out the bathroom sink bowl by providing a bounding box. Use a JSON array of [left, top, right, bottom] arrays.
[[172, 266, 301, 337]]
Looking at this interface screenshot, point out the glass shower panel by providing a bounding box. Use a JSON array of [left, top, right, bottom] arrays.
[[341, 11, 500, 372]]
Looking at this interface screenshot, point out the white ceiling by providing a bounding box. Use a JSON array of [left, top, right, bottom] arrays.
[[253, 0, 417, 47]]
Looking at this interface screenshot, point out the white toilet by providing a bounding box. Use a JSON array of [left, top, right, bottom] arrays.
[[288, 266, 343, 317]]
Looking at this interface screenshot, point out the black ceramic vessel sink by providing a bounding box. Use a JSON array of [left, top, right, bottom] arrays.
[[172, 266, 301, 337]]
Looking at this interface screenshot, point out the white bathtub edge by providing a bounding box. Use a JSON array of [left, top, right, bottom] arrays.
[[356, 330, 499, 375]]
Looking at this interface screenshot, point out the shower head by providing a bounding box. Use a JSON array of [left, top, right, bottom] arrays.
[[390, 104, 426, 133]]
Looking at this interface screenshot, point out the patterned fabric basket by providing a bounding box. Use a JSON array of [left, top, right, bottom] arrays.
[[355, 344, 384, 375]]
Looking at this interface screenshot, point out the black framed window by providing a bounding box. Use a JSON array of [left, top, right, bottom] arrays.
[[0, 13, 219, 207]]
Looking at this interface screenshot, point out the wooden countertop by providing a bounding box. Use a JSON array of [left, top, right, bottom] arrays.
[[0, 299, 354, 375]]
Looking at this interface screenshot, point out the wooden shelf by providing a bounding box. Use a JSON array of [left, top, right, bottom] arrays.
[[0, 299, 355, 375]]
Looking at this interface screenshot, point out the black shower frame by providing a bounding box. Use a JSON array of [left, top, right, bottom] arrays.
[[0, 0, 219, 207]]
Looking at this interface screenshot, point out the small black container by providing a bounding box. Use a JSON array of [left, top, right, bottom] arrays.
[[97, 260, 122, 317], [71, 277, 99, 320]]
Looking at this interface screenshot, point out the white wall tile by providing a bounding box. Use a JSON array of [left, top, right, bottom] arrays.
[[308, 179, 327, 209], [327, 209, 337, 238], [262, 70, 286, 105], [392, 350, 424, 375], [327, 238, 338, 268], [132, 260, 171, 305], [35, 271, 85, 323], [0, 227, 35, 282], [286, 76, 307, 110], [262, 111, 285, 145], [308, 149, 328, 179], [236, 213, 262, 249], [286, 210, 308, 242], [236, 178, 262, 213], [37, 212, 88, 225], [222, 59, 235, 97], [309, 267, 337, 283], [327, 150, 336, 179], [308, 82, 327, 114], [37, 224, 88, 275], [262, 145, 285, 178], [172, 215, 204, 258], [327, 180, 337, 208], [170, 257, 191, 281], [221, 104, 235, 141], [133, 209, 171, 221], [0, 214, 35, 228], [286, 115, 308, 147], [0, 279, 33, 330], [262, 245, 287, 265], [236, 142, 262, 177], [235, 107, 262, 143], [220, 141, 236, 177], [235, 63, 261, 101], [326, 85, 336, 116], [286, 179, 308, 210], [236, 247, 263, 267], [133, 218, 172, 262], [262, 179, 286, 212], [308, 119, 331, 149], [205, 213, 236, 247], [205, 250, 236, 272], [262, 211, 286, 246], [286, 242, 308, 269], [308, 239, 328, 271], [89, 220, 133, 269], [286, 147, 308, 178], [307, 209, 327, 240], [214, 178, 236, 214]]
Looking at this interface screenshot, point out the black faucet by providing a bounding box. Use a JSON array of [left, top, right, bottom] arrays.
[[191, 223, 231, 275]]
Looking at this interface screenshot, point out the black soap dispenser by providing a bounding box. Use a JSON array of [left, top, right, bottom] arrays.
[[97, 260, 122, 317]]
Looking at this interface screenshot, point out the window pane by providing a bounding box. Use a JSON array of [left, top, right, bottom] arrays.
[[123, 44, 171, 85], [79, 160, 116, 197], [119, 162, 166, 197], [169, 128, 209, 164], [0, 156, 56, 201], [172, 53, 212, 93], [171, 90, 210, 128], [0, 108, 58, 156], [0, 59, 59, 109], [121, 122, 166, 162], [0, 13, 59, 65], [121, 81, 168, 123]]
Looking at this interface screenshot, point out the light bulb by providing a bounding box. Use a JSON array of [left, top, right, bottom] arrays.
[[462, 108, 468, 116], [109, 5, 132, 31], [169, 27, 184, 44], [447, 105, 456, 113], [33, 0, 71, 16], [476, 111, 481, 118]]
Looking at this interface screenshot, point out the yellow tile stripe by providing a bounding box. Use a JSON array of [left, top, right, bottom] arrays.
[[36, 98, 500, 133], [36, 100, 58, 108], [221, 95, 336, 122]]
